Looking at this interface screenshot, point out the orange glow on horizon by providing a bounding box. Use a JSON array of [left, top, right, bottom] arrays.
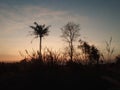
[[0, 54, 22, 62]]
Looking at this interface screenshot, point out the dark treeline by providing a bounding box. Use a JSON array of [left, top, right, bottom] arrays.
[[0, 22, 120, 89]]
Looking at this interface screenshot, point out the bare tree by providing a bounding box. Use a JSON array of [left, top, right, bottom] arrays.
[[61, 22, 80, 61], [30, 22, 50, 59]]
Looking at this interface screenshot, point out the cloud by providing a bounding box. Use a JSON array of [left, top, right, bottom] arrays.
[[0, 4, 89, 33], [0, 4, 90, 44], [0, 4, 90, 61]]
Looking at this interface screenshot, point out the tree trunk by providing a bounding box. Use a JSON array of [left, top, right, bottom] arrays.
[[70, 41, 73, 61], [39, 36, 42, 60]]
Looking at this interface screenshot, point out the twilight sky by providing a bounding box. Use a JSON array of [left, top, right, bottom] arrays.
[[0, 0, 120, 62]]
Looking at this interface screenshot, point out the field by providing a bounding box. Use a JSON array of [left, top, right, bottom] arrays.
[[0, 60, 120, 90]]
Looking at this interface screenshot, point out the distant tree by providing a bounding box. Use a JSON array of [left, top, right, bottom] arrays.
[[78, 39, 100, 64], [30, 22, 50, 59], [89, 45, 100, 64], [115, 55, 120, 64], [61, 22, 80, 61], [78, 39, 90, 61]]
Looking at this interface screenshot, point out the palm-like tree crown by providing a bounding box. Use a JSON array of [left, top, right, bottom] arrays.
[[30, 22, 50, 38]]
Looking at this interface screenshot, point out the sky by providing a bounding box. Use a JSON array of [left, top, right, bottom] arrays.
[[0, 0, 120, 62]]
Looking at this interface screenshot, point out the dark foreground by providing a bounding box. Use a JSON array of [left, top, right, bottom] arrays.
[[0, 61, 120, 90]]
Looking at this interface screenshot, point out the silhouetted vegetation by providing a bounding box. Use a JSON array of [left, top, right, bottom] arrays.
[[0, 52, 120, 89], [61, 22, 80, 61], [78, 39, 100, 64], [115, 55, 120, 64], [0, 22, 120, 90], [30, 22, 50, 59], [105, 37, 114, 61]]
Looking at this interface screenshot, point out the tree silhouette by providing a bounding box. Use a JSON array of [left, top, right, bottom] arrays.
[[78, 39, 90, 61], [78, 39, 100, 64], [30, 22, 50, 59], [61, 22, 80, 61], [89, 45, 100, 64], [115, 55, 120, 64]]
